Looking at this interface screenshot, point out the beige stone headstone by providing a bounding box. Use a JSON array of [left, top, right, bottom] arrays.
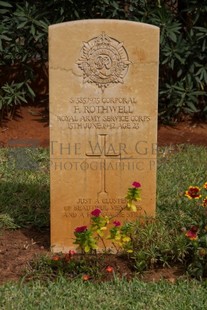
[[49, 20, 159, 252]]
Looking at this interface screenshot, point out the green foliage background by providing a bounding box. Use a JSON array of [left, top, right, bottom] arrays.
[[0, 0, 207, 122]]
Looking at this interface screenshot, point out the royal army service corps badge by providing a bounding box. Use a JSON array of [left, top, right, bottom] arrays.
[[77, 32, 130, 92]]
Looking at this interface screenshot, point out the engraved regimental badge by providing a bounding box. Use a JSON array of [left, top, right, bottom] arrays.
[[77, 32, 130, 92]]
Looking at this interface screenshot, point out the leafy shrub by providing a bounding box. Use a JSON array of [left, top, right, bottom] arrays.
[[181, 183, 207, 279], [131, 218, 188, 272], [0, 0, 207, 122]]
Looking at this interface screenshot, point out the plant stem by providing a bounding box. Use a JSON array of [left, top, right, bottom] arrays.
[[109, 205, 128, 221], [98, 235, 107, 251]]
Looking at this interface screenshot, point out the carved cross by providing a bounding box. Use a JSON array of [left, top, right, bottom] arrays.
[[86, 134, 121, 197]]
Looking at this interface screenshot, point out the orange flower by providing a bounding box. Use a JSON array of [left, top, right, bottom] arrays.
[[185, 186, 201, 199], [203, 182, 207, 190], [52, 255, 60, 261], [82, 274, 90, 281], [106, 266, 114, 273], [202, 197, 207, 207], [199, 248, 207, 257]]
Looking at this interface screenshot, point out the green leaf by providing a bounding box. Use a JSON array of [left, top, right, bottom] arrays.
[[31, 24, 35, 36], [177, 69, 183, 78], [74, 10, 80, 18], [16, 82, 24, 89], [39, 20, 49, 31], [187, 102, 199, 113], [0, 35, 11, 41], [112, 1, 119, 10], [26, 84, 35, 98], [0, 9, 10, 13], [84, 245, 90, 253], [17, 95, 27, 103], [17, 21, 28, 29], [0, 1, 12, 7], [168, 32, 177, 43]]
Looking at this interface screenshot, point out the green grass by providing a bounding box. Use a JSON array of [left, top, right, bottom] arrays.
[[157, 145, 207, 227], [0, 147, 49, 228], [1, 144, 207, 308], [157, 144, 207, 208], [1, 276, 207, 310]]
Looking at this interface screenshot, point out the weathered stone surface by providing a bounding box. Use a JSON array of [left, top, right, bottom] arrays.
[[49, 20, 159, 252]]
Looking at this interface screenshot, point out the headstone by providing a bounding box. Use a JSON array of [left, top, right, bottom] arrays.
[[49, 20, 159, 252]]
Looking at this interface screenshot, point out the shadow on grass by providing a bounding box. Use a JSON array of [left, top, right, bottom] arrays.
[[0, 180, 50, 229]]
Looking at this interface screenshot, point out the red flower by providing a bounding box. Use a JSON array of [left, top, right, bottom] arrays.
[[185, 186, 201, 199], [185, 226, 198, 240], [203, 182, 207, 190], [74, 226, 87, 233], [82, 274, 90, 281], [68, 250, 76, 256], [190, 225, 198, 232], [91, 208, 101, 217], [106, 266, 114, 273], [64, 251, 76, 261], [132, 181, 141, 188], [113, 220, 121, 227]]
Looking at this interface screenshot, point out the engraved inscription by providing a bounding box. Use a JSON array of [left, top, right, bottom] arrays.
[[56, 96, 151, 130], [77, 33, 130, 92], [63, 198, 142, 219]]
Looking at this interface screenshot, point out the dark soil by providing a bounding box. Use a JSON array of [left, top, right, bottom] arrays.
[[0, 228, 185, 285], [0, 105, 206, 285], [0, 228, 49, 284]]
